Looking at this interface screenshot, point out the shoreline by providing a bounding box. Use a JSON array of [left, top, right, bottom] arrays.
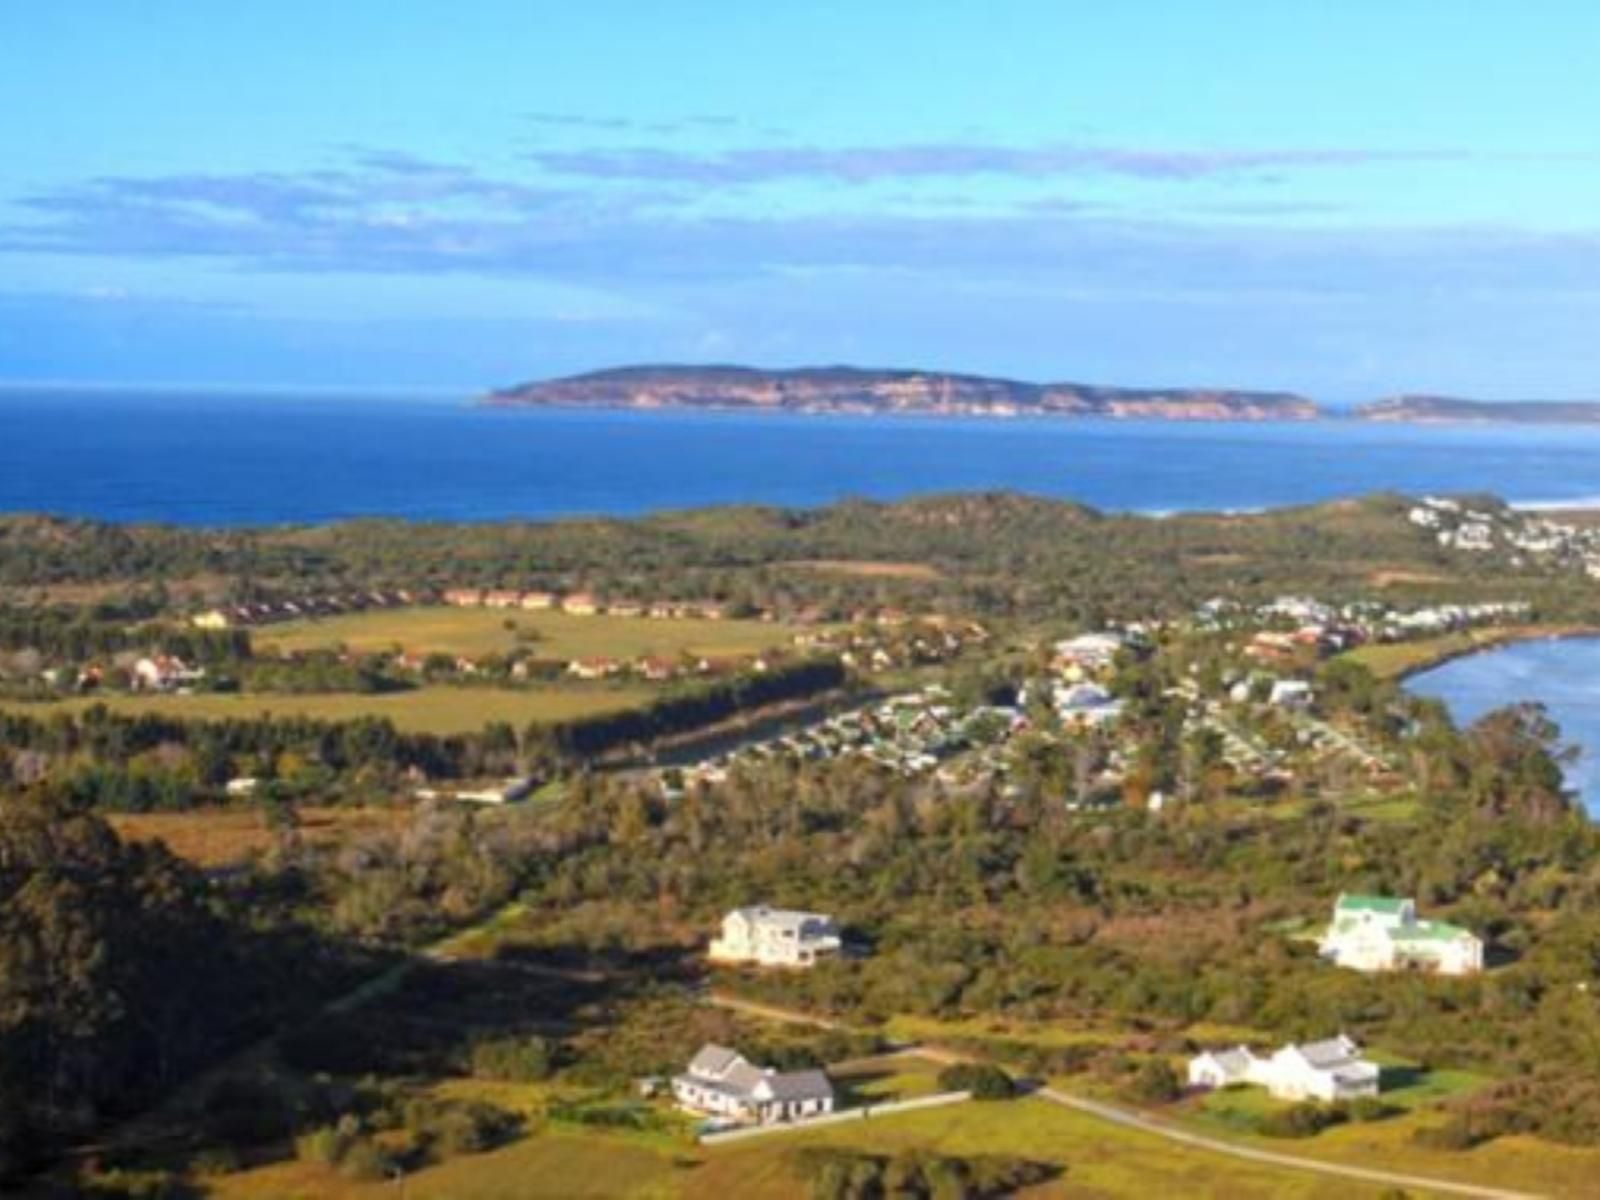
[[1385, 624, 1600, 684]]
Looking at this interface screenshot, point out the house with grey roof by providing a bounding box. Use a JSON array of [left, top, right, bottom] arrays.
[[1319, 893, 1483, 976], [672, 1043, 835, 1125], [1188, 1034, 1380, 1102], [709, 905, 842, 968]]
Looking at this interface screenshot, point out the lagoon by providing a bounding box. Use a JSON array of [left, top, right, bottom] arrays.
[[1406, 636, 1600, 816]]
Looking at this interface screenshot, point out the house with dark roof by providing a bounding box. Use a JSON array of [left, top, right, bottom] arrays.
[[672, 1043, 835, 1125]]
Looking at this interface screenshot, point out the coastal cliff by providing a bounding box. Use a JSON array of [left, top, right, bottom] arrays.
[[486, 365, 1323, 421]]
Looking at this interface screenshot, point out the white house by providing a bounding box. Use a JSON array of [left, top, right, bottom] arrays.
[[130, 655, 205, 693], [1319, 894, 1484, 976], [1187, 1046, 1256, 1090], [672, 1043, 835, 1125], [1268, 679, 1314, 709], [708, 905, 842, 968], [1188, 1034, 1380, 1102], [1052, 632, 1126, 676], [1051, 682, 1124, 727]]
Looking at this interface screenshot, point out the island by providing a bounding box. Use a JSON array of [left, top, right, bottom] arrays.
[[485, 363, 1323, 421]]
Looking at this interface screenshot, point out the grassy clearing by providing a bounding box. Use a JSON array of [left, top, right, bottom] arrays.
[[828, 1053, 948, 1105], [1174, 1056, 1600, 1197], [203, 1094, 1393, 1200], [779, 559, 943, 581], [108, 805, 409, 868], [1340, 623, 1598, 682], [696, 1096, 1378, 1200], [0, 684, 653, 735], [257, 606, 809, 662]]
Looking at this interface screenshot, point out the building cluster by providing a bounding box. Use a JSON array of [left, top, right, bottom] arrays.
[[442, 588, 735, 621], [1206, 595, 1532, 667], [1411, 495, 1600, 577], [191, 589, 418, 629], [668, 687, 1024, 794]]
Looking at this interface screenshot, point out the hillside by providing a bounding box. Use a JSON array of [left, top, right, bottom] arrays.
[[486, 364, 1323, 421], [1358, 395, 1600, 423]]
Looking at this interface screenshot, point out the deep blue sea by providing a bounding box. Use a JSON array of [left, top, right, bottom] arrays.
[[10, 388, 1600, 525], [1408, 638, 1600, 816]]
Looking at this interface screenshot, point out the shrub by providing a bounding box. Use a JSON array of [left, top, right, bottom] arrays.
[[1123, 1058, 1182, 1104], [294, 1124, 348, 1166], [1412, 1119, 1484, 1151], [470, 1034, 554, 1082], [936, 1062, 1014, 1100], [1255, 1102, 1347, 1139], [1349, 1096, 1401, 1123], [336, 1136, 394, 1182], [789, 1147, 1054, 1200]]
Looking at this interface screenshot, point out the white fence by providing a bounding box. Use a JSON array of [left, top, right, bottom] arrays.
[[697, 1090, 972, 1145]]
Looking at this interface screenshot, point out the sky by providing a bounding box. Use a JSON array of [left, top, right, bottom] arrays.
[[2, 2, 1600, 399]]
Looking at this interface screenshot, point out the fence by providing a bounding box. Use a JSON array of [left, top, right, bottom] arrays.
[[696, 1089, 972, 1145]]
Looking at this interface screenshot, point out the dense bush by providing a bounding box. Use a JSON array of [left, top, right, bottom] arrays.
[[470, 1034, 555, 1082], [1123, 1058, 1182, 1104], [1255, 1102, 1348, 1139], [789, 1147, 1055, 1200], [935, 1062, 1015, 1100]]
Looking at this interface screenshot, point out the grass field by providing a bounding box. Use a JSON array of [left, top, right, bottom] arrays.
[[108, 805, 411, 868], [257, 606, 808, 662], [0, 684, 654, 735], [1340, 623, 1599, 682], [204, 1093, 1404, 1200]]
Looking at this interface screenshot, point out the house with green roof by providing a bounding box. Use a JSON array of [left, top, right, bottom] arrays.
[[1318, 893, 1483, 976]]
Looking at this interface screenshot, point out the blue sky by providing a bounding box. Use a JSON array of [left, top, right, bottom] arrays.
[[3, 1, 1600, 398]]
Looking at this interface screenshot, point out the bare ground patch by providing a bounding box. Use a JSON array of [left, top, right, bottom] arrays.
[[782, 559, 944, 581]]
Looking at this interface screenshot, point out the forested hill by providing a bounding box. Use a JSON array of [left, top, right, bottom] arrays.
[[486, 364, 1323, 421], [1358, 395, 1600, 423], [0, 492, 1571, 624]]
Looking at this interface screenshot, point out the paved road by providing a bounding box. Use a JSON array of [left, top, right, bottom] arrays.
[[1037, 1088, 1542, 1200]]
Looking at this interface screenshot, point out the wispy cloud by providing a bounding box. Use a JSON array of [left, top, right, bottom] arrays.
[[522, 111, 748, 137], [524, 141, 1469, 184]]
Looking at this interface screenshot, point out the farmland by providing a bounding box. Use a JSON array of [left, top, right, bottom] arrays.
[[256, 606, 811, 662], [0, 683, 654, 735]]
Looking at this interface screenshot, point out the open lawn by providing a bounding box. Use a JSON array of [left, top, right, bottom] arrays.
[[257, 606, 811, 662], [828, 1052, 948, 1106], [108, 805, 410, 868], [0, 684, 654, 735]]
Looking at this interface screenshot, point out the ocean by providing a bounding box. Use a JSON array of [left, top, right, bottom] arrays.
[[1407, 637, 1600, 817], [10, 387, 1600, 525]]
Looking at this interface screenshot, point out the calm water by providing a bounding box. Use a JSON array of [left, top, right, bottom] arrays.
[[10, 388, 1600, 524], [1407, 638, 1600, 816]]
